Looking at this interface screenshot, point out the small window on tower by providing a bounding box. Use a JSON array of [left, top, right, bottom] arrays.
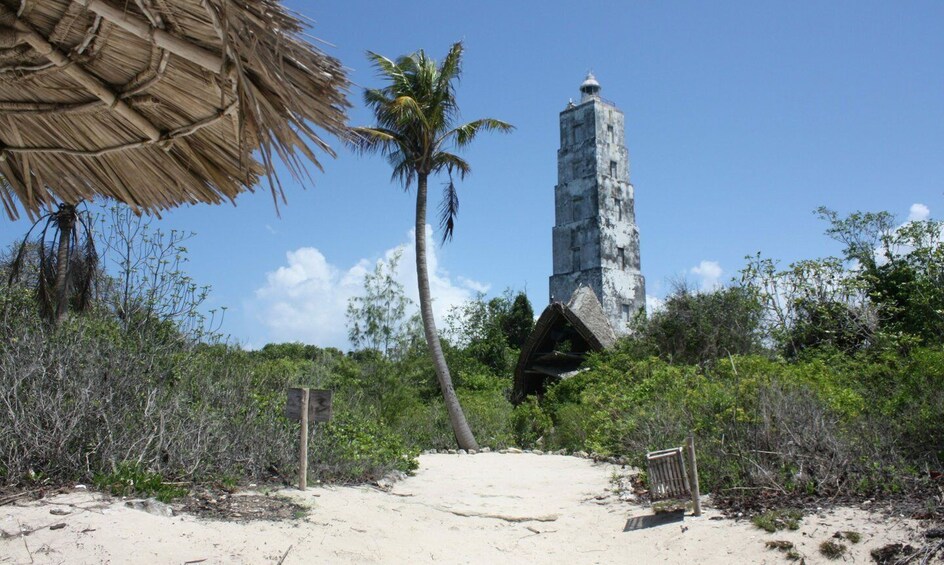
[[614, 197, 623, 221], [572, 195, 583, 220], [609, 160, 617, 177], [622, 304, 631, 321], [607, 125, 614, 143], [617, 247, 626, 269]]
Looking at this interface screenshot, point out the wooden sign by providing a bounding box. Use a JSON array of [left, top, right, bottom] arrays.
[[285, 388, 334, 491], [285, 388, 305, 420], [308, 389, 333, 422], [286, 388, 333, 422]]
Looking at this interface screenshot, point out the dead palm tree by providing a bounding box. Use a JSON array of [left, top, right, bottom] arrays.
[[7, 202, 98, 323], [352, 42, 513, 450]]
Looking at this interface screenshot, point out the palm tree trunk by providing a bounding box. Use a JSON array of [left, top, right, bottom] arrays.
[[54, 205, 76, 324], [415, 173, 479, 450]]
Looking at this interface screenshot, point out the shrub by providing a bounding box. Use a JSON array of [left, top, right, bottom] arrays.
[[819, 540, 847, 559], [511, 397, 552, 448], [752, 509, 803, 533], [312, 413, 418, 483], [93, 462, 187, 502]]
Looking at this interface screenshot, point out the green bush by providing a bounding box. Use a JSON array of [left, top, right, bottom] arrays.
[[511, 397, 552, 448], [460, 388, 514, 448], [93, 462, 187, 502], [540, 343, 943, 500], [312, 413, 418, 483]]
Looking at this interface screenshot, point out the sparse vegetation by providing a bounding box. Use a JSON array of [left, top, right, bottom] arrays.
[[765, 541, 803, 561], [836, 530, 861, 544], [752, 509, 803, 533], [93, 463, 187, 503], [819, 539, 847, 559]]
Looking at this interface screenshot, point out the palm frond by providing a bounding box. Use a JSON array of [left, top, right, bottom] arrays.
[[73, 211, 98, 313], [390, 160, 416, 188], [7, 218, 44, 286], [438, 42, 464, 91], [349, 127, 400, 156], [390, 96, 431, 131], [438, 176, 460, 244], [448, 118, 515, 148], [431, 152, 471, 179]]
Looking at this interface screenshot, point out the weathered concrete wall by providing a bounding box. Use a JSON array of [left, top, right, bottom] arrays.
[[549, 84, 646, 335]]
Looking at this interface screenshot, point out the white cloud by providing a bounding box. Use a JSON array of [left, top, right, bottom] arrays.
[[248, 226, 488, 350], [690, 260, 723, 290], [646, 294, 665, 315], [457, 276, 491, 295], [907, 203, 930, 223]]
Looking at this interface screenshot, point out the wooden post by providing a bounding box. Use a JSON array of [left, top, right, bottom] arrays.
[[686, 434, 702, 516], [298, 388, 309, 491]]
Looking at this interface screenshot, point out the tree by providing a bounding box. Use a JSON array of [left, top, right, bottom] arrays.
[[7, 203, 98, 324], [818, 207, 944, 344], [445, 292, 515, 376], [502, 292, 535, 349], [97, 205, 212, 340], [346, 250, 414, 358], [640, 283, 764, 365], [742, 254, 877, 356], [353, 42, 513, 449]]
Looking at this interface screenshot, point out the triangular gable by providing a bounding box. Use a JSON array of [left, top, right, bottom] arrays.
[[512, 287, 617, 403]]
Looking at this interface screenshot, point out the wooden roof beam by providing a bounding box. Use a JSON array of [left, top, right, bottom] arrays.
[[74, 0, 225, 74], [4, 19, 161, 142]]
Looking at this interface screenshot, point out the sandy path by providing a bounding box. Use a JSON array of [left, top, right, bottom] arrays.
[[0, 453, 926, 564]]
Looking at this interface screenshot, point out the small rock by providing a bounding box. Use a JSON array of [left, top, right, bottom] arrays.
[[49, 523, 66, 531], [555, 449, 567, 456], [74, 484, 87, 490], [467, 449, 478, 455], [125, 499, 174, 518], [505, 448, 523, 454], [49, 508, 70, 516], [480, 447, 491, 453], [574, 451, 589, 458], [499, 449, 508, 454], [447, 449, 458, 455], [533, 450, 544, 455], [458, 449, 467, 455]]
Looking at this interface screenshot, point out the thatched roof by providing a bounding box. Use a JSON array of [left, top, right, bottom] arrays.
[[0, 0, 349, 220], [512, 286, 617, 403]]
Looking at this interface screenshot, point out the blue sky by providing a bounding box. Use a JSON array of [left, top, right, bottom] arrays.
[[1, 1, 942, 349]]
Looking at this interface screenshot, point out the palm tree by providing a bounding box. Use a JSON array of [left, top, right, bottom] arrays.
[[353, 42, 513, 450], [7, 202, 98, 324]]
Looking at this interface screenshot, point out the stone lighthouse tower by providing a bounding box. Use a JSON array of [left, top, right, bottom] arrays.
[[549, 73, 646, 334]]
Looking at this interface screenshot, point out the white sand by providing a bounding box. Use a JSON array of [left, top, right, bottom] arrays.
[[0, 453, 926, 564]]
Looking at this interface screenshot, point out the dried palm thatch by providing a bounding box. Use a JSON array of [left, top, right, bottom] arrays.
[[0, 0, 349, 220]]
